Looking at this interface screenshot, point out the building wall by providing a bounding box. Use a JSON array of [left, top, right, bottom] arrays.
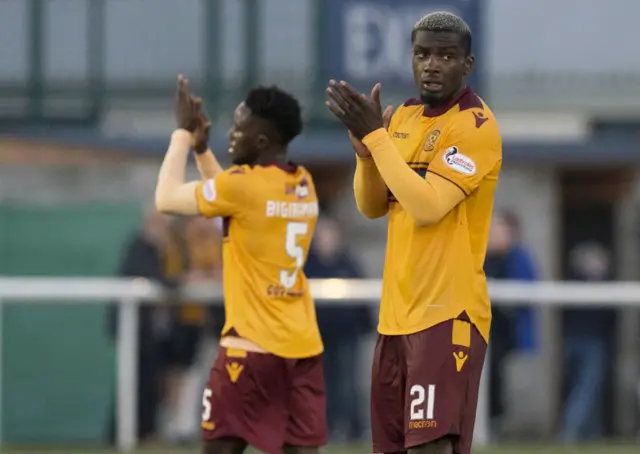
[[0, 0, 636, 115]]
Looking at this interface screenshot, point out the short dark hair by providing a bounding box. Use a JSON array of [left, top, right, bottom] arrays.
[[244, 85, 303, 145], [411, 11, 472, 55]]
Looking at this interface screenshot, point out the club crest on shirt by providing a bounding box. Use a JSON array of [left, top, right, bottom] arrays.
[[424, 130, 441, 151], [443, 146, 476, 176]]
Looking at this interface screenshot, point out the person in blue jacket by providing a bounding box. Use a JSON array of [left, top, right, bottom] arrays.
[[484, 209, 538, 434]]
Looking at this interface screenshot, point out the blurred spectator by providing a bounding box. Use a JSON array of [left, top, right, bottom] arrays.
[[108, 207, 175, 444], [161, 216, 222, 443], [304, 216, 371, 443], [560, 241, 614, 442], [484, 210, 538, 435]]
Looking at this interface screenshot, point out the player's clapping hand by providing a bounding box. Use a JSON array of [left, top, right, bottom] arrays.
[[191, 100, 212, 155], [175, 74, 212, 154], [326, 80, 387, 141], [174, 74, 202, 133], [342, 83, 395, 157]]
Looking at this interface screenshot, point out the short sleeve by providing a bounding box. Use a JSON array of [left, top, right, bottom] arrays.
[[427, 109, 502, 195], [195, 166, 251, 218]]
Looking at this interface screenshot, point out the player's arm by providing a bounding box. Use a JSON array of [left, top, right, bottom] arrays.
[[157, 75, 233, 214], [352, 103, 396, 219], [155, 129, 201, 215], [353, 154, 389, 219], [155, 129, 248, 217], [156, 75, 214, 214], [362, 115, 501, 227], [190, 112, 224, 180], [193, 149, 223, 180], [361, 133, 464, 226]]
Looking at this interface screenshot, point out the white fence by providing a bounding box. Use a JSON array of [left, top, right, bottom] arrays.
[[1, 277, 640, 451]]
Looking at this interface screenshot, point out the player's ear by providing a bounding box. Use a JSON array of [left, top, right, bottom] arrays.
[[256, 133, 269, 150], [463, 54, 474, 77]]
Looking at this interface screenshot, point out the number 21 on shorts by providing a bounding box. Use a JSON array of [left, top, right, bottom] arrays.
[[410, 384, 435, 421]]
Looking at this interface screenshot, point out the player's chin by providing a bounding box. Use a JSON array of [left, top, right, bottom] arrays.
[[230, 155, 244, 165], [420, 91, 444, 105], [231, 154, 250, 166]]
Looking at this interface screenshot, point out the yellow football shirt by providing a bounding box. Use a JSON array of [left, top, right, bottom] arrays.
[[195, 163, 323, 358], [378, 87, 502, 342]]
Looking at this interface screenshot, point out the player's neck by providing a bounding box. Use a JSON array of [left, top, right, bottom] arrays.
[[424, 84, 467, 109], [255, 149, 287, 166]]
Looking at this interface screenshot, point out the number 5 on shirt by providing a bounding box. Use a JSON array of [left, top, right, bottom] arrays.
[[280, 221, 309, 289]]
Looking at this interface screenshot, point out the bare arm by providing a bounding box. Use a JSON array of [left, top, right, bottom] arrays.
[[193, 149, 223, 180], [353, 156, 389, 218], [155, 129, 200, 215]]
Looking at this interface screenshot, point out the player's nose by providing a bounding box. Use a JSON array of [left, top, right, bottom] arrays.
[[423, 56, 441, 73]]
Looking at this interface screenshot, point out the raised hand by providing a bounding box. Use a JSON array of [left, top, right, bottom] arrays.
[[370, 83, 395, 130], [326, 79, 384, 141], [342, 83, 394, 157], [174, 75, 201, 133], [191, 99, 212, 155]]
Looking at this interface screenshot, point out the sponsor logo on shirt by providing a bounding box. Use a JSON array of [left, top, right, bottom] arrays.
[[454, 351, 468, 372], [443, 147, 476, 176], [225, 362, 244, 383], [202, 178, 216, 202], [472, 111, 489, 129], [285, 178, 310, 199]]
